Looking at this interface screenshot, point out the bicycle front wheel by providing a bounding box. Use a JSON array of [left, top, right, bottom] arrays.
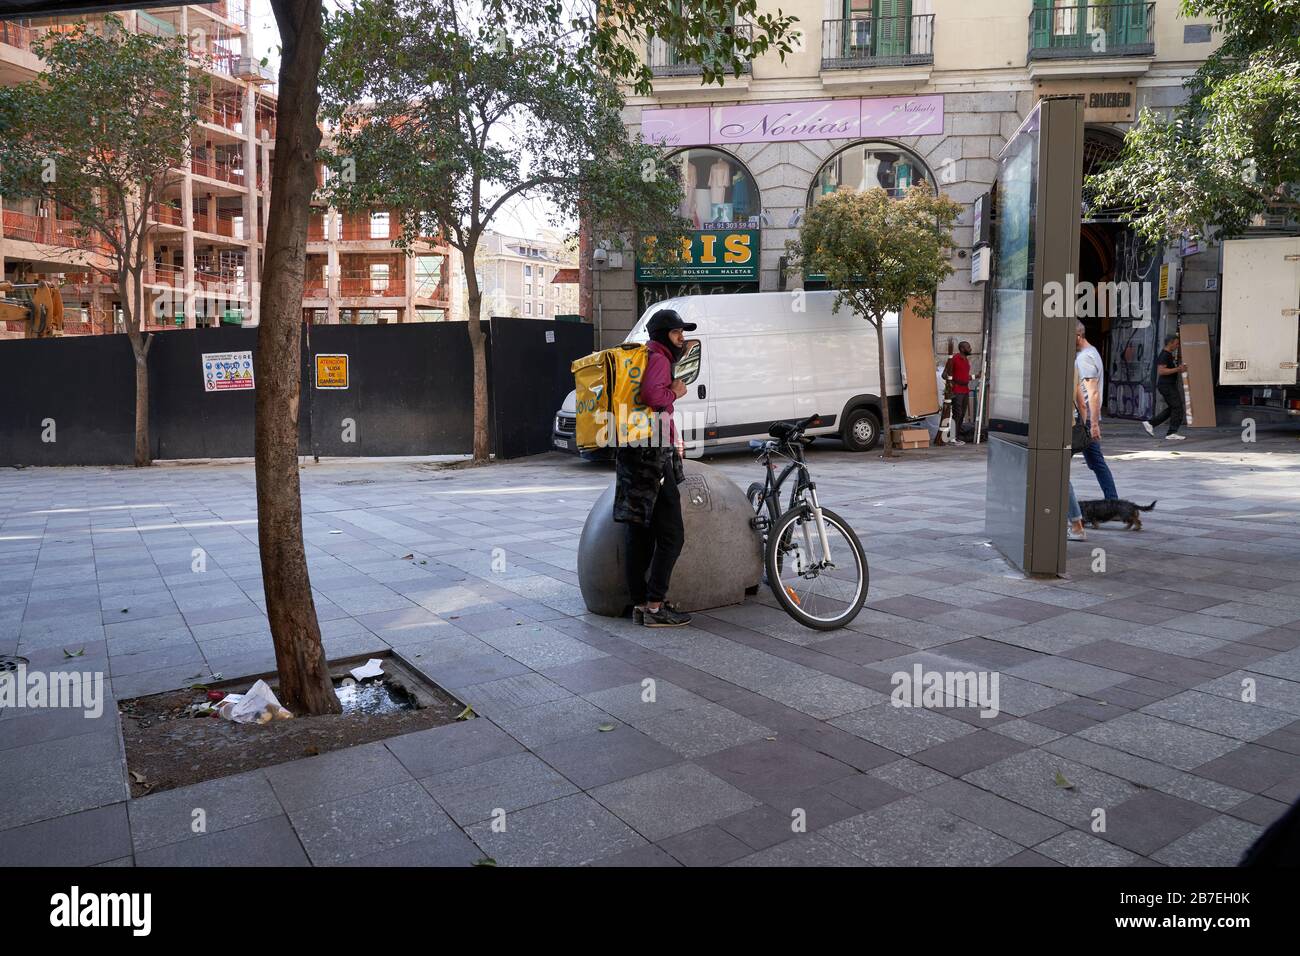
[[766, 506, 868, 630]]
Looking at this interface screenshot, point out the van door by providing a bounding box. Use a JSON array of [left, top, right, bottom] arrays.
[[708, 320, 794, 440], [899, 297, 939, 417]]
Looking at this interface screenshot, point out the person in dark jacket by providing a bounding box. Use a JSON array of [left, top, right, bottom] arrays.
[[613, 309, 693, 627]]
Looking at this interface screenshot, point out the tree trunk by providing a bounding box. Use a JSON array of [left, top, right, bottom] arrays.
[[464, 245, 490, 461], [129, 332, 153, 467], [876, 317, 893, 458], [256, 0, 339, 716]]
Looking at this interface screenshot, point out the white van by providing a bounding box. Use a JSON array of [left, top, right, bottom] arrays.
[[552, 290, 935, 454]]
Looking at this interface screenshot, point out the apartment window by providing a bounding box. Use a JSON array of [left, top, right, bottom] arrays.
[[369, 211, 390, 239], [524, 264, 532, 277], [524, 301, 532, 315], [370, 262, 390, 291], [538, 267, 545, 280], [415, 255, 443, 297], [525, 282, 532, 296], [538, 302, 545, 317]]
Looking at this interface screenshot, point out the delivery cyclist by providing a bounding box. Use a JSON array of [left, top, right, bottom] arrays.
[[614, 309, 693, 627]]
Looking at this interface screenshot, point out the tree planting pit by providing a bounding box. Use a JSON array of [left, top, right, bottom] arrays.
[[120, 651, 464, 797]]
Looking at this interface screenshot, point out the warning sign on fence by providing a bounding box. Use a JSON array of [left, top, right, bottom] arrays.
[[315, 353, 349, 389], [202, 351, 255, 392]]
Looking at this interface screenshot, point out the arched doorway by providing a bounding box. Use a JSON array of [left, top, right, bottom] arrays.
[[1079, 125, 1160, 420]]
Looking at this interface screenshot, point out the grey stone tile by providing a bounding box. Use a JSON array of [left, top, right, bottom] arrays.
[[0, 730, 127, 831], [1006, 656, 1130, 695], [384, 717, 525, 778], [585, 844, 680, 867], [592, 764, 759, 842], [963, 749, 1141, 827], [342, 829, 484, 867], [127, 769, 283, 853], [1141, 689, 1297, 741], [637, 702, 772, 759], [821, 796, 1022, 866], [914, 730, 1030, 777], [0, 803, 131, 866], [419, 752, 578, 826], [697, 738, 856, 804], [490, 695, 622, 749], [920, 779, 1066, 846], [868, 758, 953, 794], [465, 793, 645, 866], [656, 825, 753, 866], [830, 703, 977, 756], [1100, 790, 1218, 855], [1077, 712, 1240, 771], [453, 672, 571, 716], [535, 727, 680, 790], [582, 680, 711, 729], [1150, 815, 1264, 867], [728, 832, 868, 866], [1042, 736, 1181, 787], [135, 815, 309, 866], [266, 741, 413, 811], [1033, 830, 1141, 867], [288, 781, 456, 866]]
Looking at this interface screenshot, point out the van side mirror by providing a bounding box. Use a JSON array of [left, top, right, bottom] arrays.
[[674, 339, 701, 386]]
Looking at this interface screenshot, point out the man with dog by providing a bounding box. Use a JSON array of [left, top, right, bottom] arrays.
[[1075, 321, 1119, 499]]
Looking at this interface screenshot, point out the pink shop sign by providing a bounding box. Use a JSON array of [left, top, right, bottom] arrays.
[[640, 94, 944, 148]]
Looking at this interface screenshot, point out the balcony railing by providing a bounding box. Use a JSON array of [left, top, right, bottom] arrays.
[[191, 155, 246, 185], [200, 103, 244, 132], [1029, 2, 1154, 59], [821, 15, 935, 70], [649, 23, 753, 77], [2, 210, 108, 251], [0, 21, 40, 52], [150, 204, 184, 227]]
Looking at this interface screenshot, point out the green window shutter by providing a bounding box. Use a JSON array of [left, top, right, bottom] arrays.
[[1031, 0, 1054, 51], [1120, 1, 1148, 47], [874, 0, 911, 57]]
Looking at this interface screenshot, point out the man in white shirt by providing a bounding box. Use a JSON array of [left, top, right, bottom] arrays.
[[1075, 321, 1118, 500]]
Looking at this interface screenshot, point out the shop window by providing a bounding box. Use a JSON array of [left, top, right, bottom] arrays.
[[808, 142, 932, 206], [665, 147, 759, 229]]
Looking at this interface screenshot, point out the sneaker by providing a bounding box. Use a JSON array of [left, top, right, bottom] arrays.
[[1141, 421, 1154, 436], [1165, 433, 1186, 441], [951, 439, 966, 446], [631, 604, 647, 624], [642, 604, 691, 627], [1067, 526, 1087, 542]]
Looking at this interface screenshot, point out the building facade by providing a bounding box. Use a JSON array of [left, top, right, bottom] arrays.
[[467, 228, 580, 321], [594, 0, 1227, 420], [1, 2, 275, 335]]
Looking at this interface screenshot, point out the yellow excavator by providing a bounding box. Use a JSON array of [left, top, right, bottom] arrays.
[[0, 280, 64, 337]]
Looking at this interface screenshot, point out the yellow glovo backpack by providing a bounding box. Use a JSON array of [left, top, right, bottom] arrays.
[[571, 343, 653, 451]]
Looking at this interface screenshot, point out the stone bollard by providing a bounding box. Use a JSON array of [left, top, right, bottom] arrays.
[[577, 459, 764, 617]]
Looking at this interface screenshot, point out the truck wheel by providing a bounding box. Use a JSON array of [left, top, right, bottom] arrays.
[[842, 408, 880, 452]]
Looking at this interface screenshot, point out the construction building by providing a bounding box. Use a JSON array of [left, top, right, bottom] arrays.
[[0, 1, 455, 337]]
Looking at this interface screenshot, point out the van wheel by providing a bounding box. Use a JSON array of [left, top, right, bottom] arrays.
[[842, 408, 880, 452]]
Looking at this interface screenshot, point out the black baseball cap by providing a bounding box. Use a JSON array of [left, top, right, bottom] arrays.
[[646, 309, 697, 334]]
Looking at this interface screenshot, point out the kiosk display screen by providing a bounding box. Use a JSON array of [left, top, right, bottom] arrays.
[[987, 112, 1039, 437]]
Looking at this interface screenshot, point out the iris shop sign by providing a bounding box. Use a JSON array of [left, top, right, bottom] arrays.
[[642, 94, 945, 148], [636, 229, 759, 283]]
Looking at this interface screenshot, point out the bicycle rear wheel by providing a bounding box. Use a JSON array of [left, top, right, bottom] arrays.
[[765, 506, 868, 630]]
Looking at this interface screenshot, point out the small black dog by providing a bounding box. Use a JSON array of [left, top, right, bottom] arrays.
[[1080, 498, 1157, 531]]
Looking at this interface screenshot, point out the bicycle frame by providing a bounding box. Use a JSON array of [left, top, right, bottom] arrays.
[[752, 439, 834, 567]]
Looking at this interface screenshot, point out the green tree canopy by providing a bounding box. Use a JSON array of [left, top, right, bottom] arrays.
[[788, 186, 962, 455], [1087, 0, 1300, 243]]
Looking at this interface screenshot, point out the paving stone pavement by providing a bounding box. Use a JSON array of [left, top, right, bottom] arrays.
[[1, 422, 1298, 866]]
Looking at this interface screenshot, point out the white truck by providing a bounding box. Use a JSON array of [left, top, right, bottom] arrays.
[[1218, 236, 1300, 421]]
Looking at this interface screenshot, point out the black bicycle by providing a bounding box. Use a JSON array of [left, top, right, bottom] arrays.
[[746, 415, 868, 630]]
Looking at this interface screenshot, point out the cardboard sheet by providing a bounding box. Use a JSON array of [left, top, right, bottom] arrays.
[[900, 297, 939, 418], [1179, 322, 1217, 428]]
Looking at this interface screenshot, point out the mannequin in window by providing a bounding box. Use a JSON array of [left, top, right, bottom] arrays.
[[678, 157, 697, 220], [708, 158, 731, 205], [730, 172, 750, 219]]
